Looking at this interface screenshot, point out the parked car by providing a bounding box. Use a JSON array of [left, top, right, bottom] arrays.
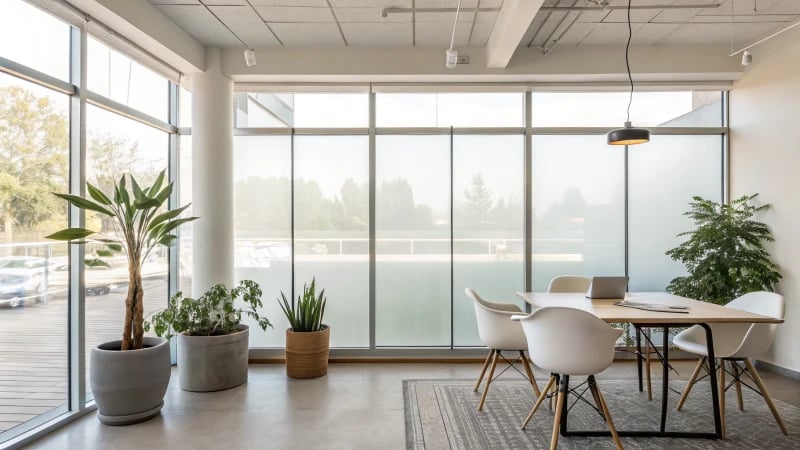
[[0, 256, 53, 307]]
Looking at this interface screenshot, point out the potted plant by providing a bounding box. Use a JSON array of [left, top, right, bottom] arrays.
[[278, 278, 329, 379], [145, 280, 271, 391], [666, 194, 781, 305], [47, 170, 197, 425]]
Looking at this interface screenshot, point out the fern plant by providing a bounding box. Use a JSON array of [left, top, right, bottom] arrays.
[[665, 194, 781, 305], [278, 278, 327, 332]]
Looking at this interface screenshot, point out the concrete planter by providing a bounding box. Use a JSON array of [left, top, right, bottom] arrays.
[[91, 337, 171, 426], [177, 324, 250, 392], [285, 325, 330, 379]]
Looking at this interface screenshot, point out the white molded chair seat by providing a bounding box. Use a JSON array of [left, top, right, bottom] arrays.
[[513, 307, 624, 450], [547, 275, 592, 294], [673, 291, 787, 437], [465, 288, 540, 411]]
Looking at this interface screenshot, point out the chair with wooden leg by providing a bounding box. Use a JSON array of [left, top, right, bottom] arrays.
[[465, 288, 541, 411], [673, 291, 787, 438], [513, 307, 625, 450]]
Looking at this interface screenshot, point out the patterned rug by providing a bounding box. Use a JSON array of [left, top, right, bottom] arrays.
[[404, 379, 800, 449]]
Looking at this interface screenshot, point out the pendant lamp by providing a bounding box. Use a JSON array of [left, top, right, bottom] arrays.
[[607, 0, 649, 146]]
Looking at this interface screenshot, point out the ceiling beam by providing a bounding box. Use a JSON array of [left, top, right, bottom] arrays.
[[485, 0, 546, 69]]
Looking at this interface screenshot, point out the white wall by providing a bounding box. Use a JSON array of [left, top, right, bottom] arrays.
[[730, 26, 800, 372]]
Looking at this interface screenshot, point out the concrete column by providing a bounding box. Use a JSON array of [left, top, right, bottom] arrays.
[[191, 47, 234, 296]]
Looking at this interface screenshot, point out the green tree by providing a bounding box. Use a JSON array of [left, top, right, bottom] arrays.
[[0, 86, 68, 245], [666, 194, 781, 305], [339, 178, 368, 230], [376, 178, 434, 230], [458, 174, 494, 229], [87, 133, 143, 233]]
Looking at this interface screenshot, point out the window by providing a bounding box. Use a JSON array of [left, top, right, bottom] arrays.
[[377, 93, 524, 127], [453, 135, 525, 346], [233, 136, 292, 347], [628, 135, 723, 291], [375, 135, 451, 346], [235, 93, 367, 128], [88, 37, 169, 121], [0, 70, 69, 441], [532, 91, 723, 127], [85, 105, 169, 399], [294, 136, 369, 347], [531, 135, 626, 290], [0, 0, 70, 80]]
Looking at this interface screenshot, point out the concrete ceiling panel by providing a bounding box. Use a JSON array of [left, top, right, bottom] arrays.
[[255, 6, 335, 22], [268, 22, 345, 46], [341, 22, 412, 46], [155, 4, 242, 46]]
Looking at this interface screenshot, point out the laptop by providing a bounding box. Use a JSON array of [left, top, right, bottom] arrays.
[[585, 276, 628, 299]]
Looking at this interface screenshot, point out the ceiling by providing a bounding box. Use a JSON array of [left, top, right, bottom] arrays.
[[147, 0, 800, 51]]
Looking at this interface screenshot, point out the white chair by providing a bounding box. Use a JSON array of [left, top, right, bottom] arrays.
[[513, 307, 624, 450], [465, 288, 541, 411], [547, 275, 592, 293], [673, 291, 787, 437]]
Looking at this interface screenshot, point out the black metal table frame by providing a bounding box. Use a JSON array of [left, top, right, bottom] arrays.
[[558, 322, 722, 439]]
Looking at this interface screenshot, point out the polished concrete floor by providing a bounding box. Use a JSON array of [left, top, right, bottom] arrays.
[[23, 361, 800, 449]]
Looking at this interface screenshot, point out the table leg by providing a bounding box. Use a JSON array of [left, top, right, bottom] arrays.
[[635, 326, 644, 392], [660, 326, 669, 432], [699, 323, 722, 439]]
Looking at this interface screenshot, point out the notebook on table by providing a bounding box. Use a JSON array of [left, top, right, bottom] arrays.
[[614, 301, 690, 313], [585, 276, 628, 299]]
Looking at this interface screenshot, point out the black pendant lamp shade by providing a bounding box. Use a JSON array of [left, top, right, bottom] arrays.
[[607, 0, 649, 147], [607, 121, 650, 145]]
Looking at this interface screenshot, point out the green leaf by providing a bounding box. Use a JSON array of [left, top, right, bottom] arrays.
[[86, 183, 112, 206], [130, 175, 145, 201], [86, 258, 110, 268], [134, 198, 162, 210], [46, 228, 97, 241], [95, 249, 114, 257], [53, 193, 114, 217], [152, 217, 198, 238], [148, 204, 191, 232], [104, 242, 123, 252], [148, 170, 166, 197]]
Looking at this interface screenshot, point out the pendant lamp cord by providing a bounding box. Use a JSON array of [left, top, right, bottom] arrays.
[[625, 0, 633, 123], [449, 0, 463, 51]]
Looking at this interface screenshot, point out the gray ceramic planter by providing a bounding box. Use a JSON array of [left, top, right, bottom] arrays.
[[177, 324, 249, 392], [90, 337, 171, 426]]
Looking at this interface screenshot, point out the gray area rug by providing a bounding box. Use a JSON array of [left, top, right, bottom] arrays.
[[404, 378, 800, 449]]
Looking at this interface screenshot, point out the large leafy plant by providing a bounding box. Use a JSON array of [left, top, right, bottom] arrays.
[[47, 170, 198, 350], [278, 278, 327, 332], [665, 194, 781, 305], [145, 280, 272, 339]]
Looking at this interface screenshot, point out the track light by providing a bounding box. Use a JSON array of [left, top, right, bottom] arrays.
[[445, 48, 458, 69], [244, 48, 256, 67], [741, 49, 752, 66], [445, 0, 462, 69]]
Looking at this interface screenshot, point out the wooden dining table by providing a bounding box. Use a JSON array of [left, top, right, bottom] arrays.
[[514, 291, 784, 440]]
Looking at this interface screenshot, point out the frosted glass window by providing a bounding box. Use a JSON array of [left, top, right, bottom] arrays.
[[294, 136, 369, 347], [377, 93, 524, 127], [628, 135, 723, 292], [376, 135, 451, 346], [531, 135, 625, 290], [453, 135, 525, 346], [532, 92, 723, 127], [233, 136, 292, 347]]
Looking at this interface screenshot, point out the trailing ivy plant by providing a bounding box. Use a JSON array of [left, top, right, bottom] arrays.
[[145, 280, 272, 339], [278, 278, 327, 332], [665, 194, 781, 305]]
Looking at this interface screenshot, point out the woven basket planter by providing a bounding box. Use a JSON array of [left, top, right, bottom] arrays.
[[285, 325, 330, 379]]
